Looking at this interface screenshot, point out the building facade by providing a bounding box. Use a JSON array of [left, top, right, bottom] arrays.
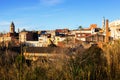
[[19, 31, 38, 43], [109, 20, 120, 39]]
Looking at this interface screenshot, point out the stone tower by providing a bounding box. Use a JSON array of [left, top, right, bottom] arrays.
[[10, 22, 15, 33]]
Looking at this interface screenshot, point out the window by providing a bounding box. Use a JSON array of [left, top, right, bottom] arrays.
[[78, 34, 81, 37], [82, 34, 85, 36]]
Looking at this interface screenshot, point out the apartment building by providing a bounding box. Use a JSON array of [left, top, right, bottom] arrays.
[[74, 24, 99, 41], [19, 31, 38, 42]]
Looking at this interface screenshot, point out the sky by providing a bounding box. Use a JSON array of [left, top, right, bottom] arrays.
[[0, 0, 120, 32]]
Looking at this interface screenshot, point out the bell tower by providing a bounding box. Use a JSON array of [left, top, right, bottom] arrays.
[[10, 22, 15, 33]]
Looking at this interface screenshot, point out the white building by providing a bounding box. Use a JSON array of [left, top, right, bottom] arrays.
[[24, 36, 49, 47], [25, 41, 41, 47], [109, 20, 120, 39], [38, 35, 49, 47], [73, 28, 99, 41]]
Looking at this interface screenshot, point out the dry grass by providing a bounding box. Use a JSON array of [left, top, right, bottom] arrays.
[[1, 41, 120, 80], [102, 40, 120, 79]]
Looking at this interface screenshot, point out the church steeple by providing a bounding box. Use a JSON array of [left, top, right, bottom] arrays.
[[10, 22, 15, 33]]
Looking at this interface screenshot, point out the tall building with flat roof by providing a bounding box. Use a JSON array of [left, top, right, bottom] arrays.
[[102, 17, 105, 30]]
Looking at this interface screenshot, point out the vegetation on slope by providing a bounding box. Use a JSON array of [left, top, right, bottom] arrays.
[[0, 40, 120, 80]]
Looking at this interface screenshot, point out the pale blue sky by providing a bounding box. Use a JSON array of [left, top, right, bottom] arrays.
[[0, 0, 120, 32]]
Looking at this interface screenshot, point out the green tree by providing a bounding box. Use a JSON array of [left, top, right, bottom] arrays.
[[78, 25, 83, 30]]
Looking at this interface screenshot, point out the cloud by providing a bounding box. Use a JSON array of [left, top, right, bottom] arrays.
[[17, 6, 40, 11], [40, 0, 62, 6], [0, 21, 10, 26]]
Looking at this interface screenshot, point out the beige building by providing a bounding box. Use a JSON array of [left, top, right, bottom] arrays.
[[38, 35, 49, 47], [24, 47, 68, 61], [0, 36, 11, 42], [19, 31, 28, 42]]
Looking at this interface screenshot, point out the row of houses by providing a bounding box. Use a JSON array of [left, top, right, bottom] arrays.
[[19, 24, 103, 47], [1, 19, 120, 47], [1, 19, 120, 60]]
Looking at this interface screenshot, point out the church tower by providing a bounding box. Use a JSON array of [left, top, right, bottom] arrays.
[[10, 22, 15, 33]]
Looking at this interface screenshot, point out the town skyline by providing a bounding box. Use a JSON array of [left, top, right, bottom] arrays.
[[0, 0, 120, 32]]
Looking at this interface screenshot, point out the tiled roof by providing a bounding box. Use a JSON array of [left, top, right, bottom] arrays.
[[25, 47, 68, 54]]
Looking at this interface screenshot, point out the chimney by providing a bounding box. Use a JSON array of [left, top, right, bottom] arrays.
[[105, 19, 109, 42]]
